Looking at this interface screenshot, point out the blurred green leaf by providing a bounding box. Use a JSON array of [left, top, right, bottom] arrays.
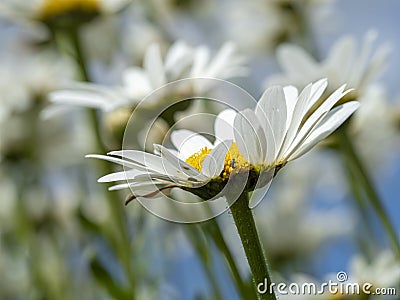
[[90, 256, 132, 300]]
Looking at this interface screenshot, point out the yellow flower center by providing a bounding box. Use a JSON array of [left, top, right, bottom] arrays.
[[185, 147, 212, 172], [38, 0, 99, 19], [185, 142, 250, 179]]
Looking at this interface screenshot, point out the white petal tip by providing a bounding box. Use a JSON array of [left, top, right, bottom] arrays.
[[248, 196, 262, 209], [315, 78, 328, 84], [107, 151, 119, 156]]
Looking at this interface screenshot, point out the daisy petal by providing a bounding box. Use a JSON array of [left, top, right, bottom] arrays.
[[153, 144, 207, 180], [298, 84, 351, 139], [306, 78, 328, 112], [190, 46, 210, 77], [170, 129, 213, 159], [49, 90, 112, 110], [234, 109, 267, 165], [202, 140, 232, 178], [122, 67, 152, 98], [98, 170, 142, 183], [255, 86, 287, 152], [144, 43, 166, 89], [283, 85, 298, 128], [214, 109, 237, 143], [108, 150, 184, 178], [108, 181, 170, 191], [280, 83, 312, 156], [133, 172, 187, 184], [291, 101, 360, 160], [85, 154, 147, 170], [248, 168, 274, 208], [283, 84, 351, 158], [283, 111, 328, 161], [164, 41, 193, 78]]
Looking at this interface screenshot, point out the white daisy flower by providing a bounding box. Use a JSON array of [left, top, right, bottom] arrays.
[[0, 49, 74, 122], [215, 0, 335, 54], [86, 109, 238, 203], [0, 0, 129, 24], [87, 79, 359, 206], [315, 250, 400, 299], [350, 84, 400, 167], [233, 79, 359, 170], [347, 250, 400, 292], [49, 41, 246, 112], [267, 32, 390, 101], [278, 250, 400, 300]]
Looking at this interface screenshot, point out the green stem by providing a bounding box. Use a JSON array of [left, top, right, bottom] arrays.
[[337, 128, 400, 258], [69, 27, 90, 81], [229, 193, 276, 300], [67, 27, 137, 295], [344, 159, 378, 258]]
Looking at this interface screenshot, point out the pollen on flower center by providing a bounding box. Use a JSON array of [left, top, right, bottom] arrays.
[[185, 142, 250, 179], [38, 0, 99, 19], [185, 147, 212, 172], [222, 143, 250, 178]]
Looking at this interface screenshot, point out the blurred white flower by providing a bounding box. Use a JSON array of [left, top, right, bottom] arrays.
[[120, 12, 165, 63], [215, 0, 282, 53], [49, 41, 246, 111], [317, 250, 400, 299], [267, 32, 390, 100], [0, 49, 84, 161], [0, 50, 75, 123], [277, 250, 400, 299], [0, 0, 130, 22], [350, 84, 400, 166], [347, 250, 400, 291], [0, 0, 130, 41], [216, 0, 336, 54]]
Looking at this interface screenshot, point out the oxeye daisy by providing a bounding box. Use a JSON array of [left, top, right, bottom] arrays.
[[267, 32, 390, 103], [234, 78, 359, 170], [0, 0, 129, 31], [49, 41, 246, 112], [87, 79, 359, 207], [87, 79, 359, 299], [86, 109, 238, 204]]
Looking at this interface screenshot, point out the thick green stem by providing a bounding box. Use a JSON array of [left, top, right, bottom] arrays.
[[229, 193, 276, 300], [337, 128, 400, 258]]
